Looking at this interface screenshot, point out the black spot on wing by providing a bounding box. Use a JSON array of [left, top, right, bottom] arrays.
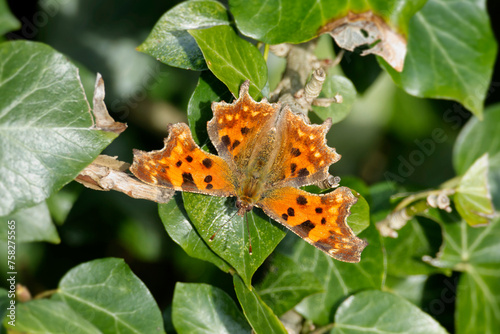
[[231, 140, 241, 150], [294, 220, 315, 237], [296, 195, 307, 205], [186, 155, 193, 163], [221, 135, 231, 147], [202, 158, 213, 168], [287, 207, 295, 216], [298, 168, 310, 177], [181, 173, 196, 188], [291, 148, 301, 157]]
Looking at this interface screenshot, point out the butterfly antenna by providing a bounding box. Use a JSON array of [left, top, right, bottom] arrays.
[[209, 210, 239, 242], [246, 212, 252, 255]]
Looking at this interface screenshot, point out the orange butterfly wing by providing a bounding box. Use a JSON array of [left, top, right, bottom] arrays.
[[259, 186, 367, 263], [208, 81, 280, 171], [270, 108, 340, 188], [130, 123, 236, 197]]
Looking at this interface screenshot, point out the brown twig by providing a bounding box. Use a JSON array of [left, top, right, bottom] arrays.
[[75, 155, 173, 203]]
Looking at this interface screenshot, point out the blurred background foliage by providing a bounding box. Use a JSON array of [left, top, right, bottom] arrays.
[[2, 0, 499, 330]]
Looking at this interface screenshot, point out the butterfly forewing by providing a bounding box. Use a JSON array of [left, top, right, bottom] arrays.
[[208, 81, 280, 172], [131, 123, 237, 197], [270, 109, 340, 188]]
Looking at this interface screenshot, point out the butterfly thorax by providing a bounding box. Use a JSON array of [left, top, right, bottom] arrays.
[[235, 127, 280, 215]]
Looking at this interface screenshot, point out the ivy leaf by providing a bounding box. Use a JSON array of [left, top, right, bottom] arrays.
[[172, 282, 251, 334], [456, 265, 500, 334], [0, 0, 20, 35], [384, 217, 443, 276], [0, 201, 59, 245], [138, 0, 230, 70], [9, 299, 100, 334], [255, 253, 323, 316], [183, 192, 286, 287], [159, 194, 231, 273], [384, 274, 429, 306], [453, 104, 500, 210], [381, 0, 497, 118], [53, 258, 164, 333], [233, 275, 287, 334], [187, 71, 233, 144], [332, 290, 448, 334], [423, 209, 500, 333], [311, 74, 356, 125], [455, 154, 495, 226], [46, 182, 82, 225], [291, 224, 384, 325], [0, 41, 118, 216], [189, 25, 268, 99], [229, 0, 423, 44], [346, 191, 370, 235], [425, 213, 500, 270]]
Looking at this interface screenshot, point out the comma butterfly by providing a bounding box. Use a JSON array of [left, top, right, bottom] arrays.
[[130, 81, 367, 262]]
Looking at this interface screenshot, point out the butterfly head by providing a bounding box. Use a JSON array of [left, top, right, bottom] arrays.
[[235, 199, 254, 217]]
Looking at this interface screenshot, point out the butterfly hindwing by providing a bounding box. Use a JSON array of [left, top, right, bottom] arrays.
[[131, 123, 236, 197], [258, 186, 367, 263]]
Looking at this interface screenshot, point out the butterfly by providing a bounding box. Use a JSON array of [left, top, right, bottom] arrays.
[[130, 81, 367, 262]]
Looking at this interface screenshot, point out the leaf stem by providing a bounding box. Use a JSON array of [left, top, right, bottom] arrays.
[[310, 323, 335, 334], [34, 289, 59, 300], [263, 43, 270, 62]]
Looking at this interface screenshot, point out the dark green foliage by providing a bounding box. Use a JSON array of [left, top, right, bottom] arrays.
[[1, 0, 498, 333]]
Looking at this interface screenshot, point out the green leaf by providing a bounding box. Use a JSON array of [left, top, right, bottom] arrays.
[[229, 0, 424, 44], [0, 0, 20, 35], [346, 192, 370, 236], [384, 274, 429, 306], [382, 0, 497, 118], [46, 182, 82, 225], [53, 258, 164, 334], [187, 71, 233, 144], [0, 41, 117, 216], [425, 212, 500, 269], [11, 299, 100, 333], [255, 253, 323, 316], [292, 224, 384, 325], [159, 194, 231, 273], [311, 74, 356, 125], [183, 192, 286, 286], [189, 25, 268, 99], [456, 265, 500, 334], [332, 290, 448, 334], [424, 209, 500, 333], [384, 217, 443, 276], [455, 154, 495, 226], [172, 282, 251, 334], [0, 201, 60, 244], [453, 104, 500, 209], [233, 275, 287, 334], [138, 0, 230, 70]]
